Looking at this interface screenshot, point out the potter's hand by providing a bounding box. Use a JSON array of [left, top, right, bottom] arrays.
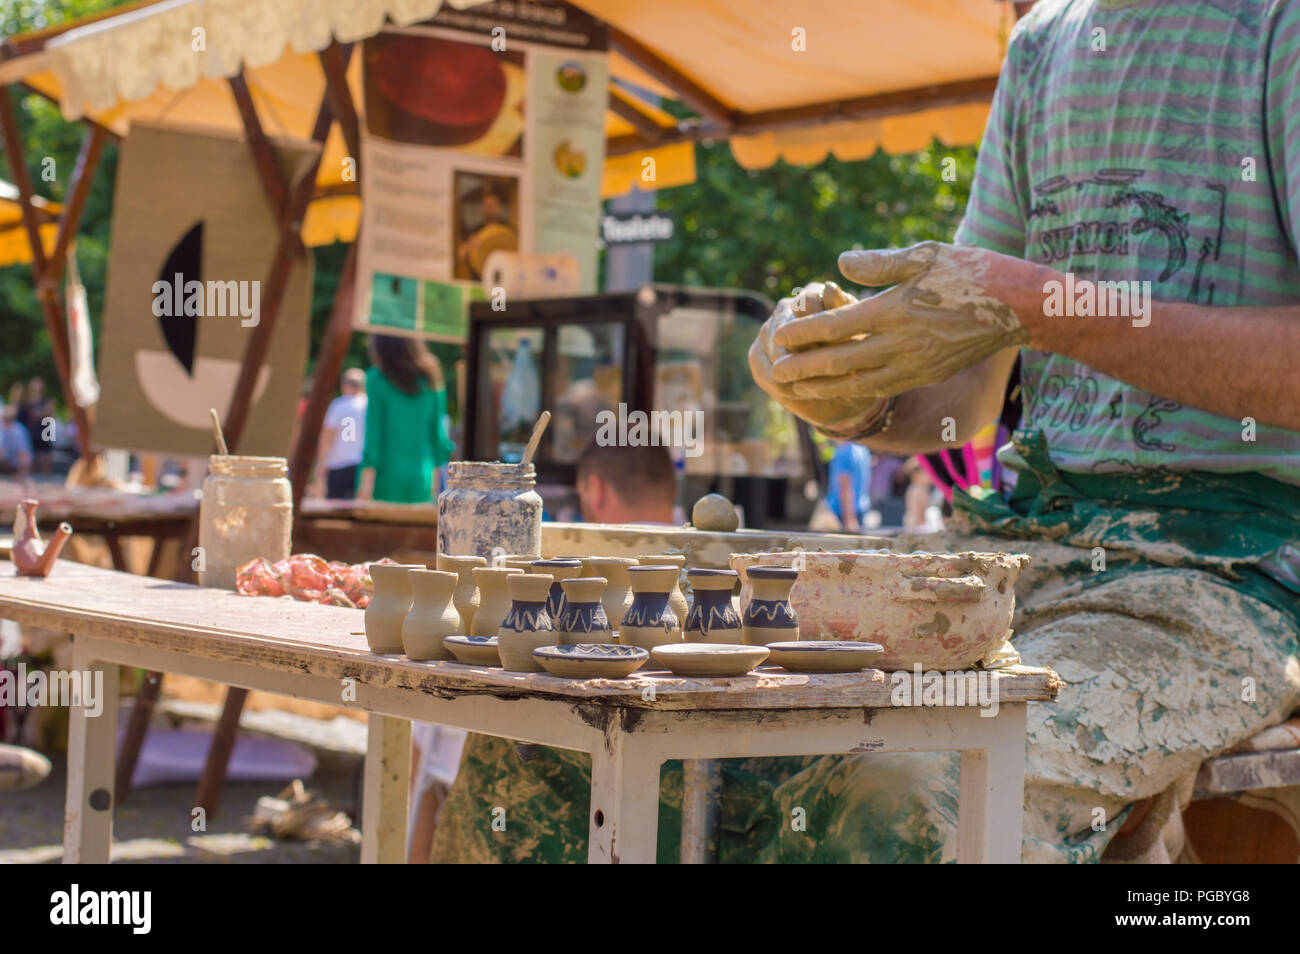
[[770, 242, 1031, 399], [750, 281, 892, 439]]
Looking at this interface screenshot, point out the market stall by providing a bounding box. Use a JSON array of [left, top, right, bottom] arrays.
[[0, 0, 1039, 851]]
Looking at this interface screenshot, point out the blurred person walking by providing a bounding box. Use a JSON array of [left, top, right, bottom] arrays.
[[0, 405, 33, 480], [17, 378, 54, 475], [824, 439, 872, 532], [313, 368, 368, 499]]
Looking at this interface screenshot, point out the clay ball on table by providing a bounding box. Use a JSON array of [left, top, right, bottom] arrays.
[[692, 493, 739, 533]]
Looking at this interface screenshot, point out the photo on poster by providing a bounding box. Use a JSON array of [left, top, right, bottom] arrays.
[[364, 32, 525, 158], [453, 170, 520, 282]]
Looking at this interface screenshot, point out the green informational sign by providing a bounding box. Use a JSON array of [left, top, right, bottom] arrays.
[[368, 273, 419, 332], [366, 276, 485, 342], [422, 281, 486, 340]]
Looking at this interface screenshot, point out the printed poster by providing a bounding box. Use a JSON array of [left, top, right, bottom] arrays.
[[355, 0, 608, 342]]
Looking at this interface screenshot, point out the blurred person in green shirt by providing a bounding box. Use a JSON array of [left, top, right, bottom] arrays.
[[356, 335, 455, 504]]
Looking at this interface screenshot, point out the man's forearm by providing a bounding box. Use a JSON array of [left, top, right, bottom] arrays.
[[1023, 289, 1300, 432], [859, 348, 1017, 455]]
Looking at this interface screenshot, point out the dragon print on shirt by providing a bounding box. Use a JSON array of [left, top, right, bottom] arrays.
[[1022, 169, 1231, 461]]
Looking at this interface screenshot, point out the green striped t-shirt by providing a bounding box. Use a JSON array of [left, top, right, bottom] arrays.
[[955, 0, 1300, 487]]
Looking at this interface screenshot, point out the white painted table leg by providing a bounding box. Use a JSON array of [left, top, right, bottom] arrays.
[[64, 648, 119, 864], [588, 731, 661, 864], [361, 715, 411, 864], [956, 703, 1026, 864]]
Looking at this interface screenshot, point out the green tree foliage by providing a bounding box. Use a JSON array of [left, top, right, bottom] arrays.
[[653, 139, 975, 297]]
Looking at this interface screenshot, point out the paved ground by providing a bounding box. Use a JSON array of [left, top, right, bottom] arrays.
[[0, 749, 364, 864]]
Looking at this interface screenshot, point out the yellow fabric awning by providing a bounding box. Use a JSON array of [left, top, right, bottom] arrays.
[[0, 180, 61, 267], [1, 0, 1015, 244]]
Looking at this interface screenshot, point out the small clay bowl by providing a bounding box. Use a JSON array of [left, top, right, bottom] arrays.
[[650, 643, 769, 677], [533, 643, 648, 679], [765, 640, 883, 674], [443, 635, 501, 667]]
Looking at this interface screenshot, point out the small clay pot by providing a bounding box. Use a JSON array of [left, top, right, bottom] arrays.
[[558, 577, 611, 645], [637, 554, 688, 625], [402, 569, 461, 660], [741, 565, 800, 646], [498, 573, 557, 672], [621, 565, 683, 654], [365, 563, 419, 654], [436, 554, 487, 634], [471, 566, 523, 637], [684, 568, 742, 644], [531, 558, 583, 621], [499, 555, 541, 572], [583, 556, 638, 631]]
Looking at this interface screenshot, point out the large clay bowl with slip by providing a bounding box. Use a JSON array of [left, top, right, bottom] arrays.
[[729, 550, 1029, 671]]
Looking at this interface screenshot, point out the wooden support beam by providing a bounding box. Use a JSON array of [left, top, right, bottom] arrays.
[[318, 42, 360, 164], [289, 237, 358, 516], [608, 89, 668, 144], [228, 71, 288, 219], [193, 686, 248, 816], [605, 75, 1000, 157], [195, 90, 338, 816], [18, 81, 122, 143], [221, 93, 333, 453], [608, 26, 734, 127], [47, 124, 106, 284], [0, 83, 93, 458]]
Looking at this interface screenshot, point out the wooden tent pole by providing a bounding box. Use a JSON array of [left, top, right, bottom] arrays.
[[0, 83, 93, 459], [219, 88, 333, 453], [283, 41, 362, 516], [47, 125, 106, 284], [228, 71, 288, 220], [319, 42, 360, 162], [196, 43, 355, 817]]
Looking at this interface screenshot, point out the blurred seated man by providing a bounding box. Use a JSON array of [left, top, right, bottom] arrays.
[[0, 405, 32, 479], [575, 439, 676, 524]]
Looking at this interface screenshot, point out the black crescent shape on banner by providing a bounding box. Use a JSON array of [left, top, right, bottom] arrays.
[[157, 220, 203, 376]]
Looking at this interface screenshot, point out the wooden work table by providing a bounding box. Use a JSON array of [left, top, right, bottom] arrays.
[[0, 560, 1059, 864]]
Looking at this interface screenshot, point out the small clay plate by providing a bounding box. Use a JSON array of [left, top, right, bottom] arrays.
[[444, 635, 501, 667], [650, 643, 769, 677], [765, 640, 883, 673], [533, 643, 649, 679]]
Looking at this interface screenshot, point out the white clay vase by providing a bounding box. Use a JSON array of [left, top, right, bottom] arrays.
[[638, 554, 689, 625], [583, 556, 638, 633], [471, 566, 523, 638], [620, 565, 684, 654], [402, 569, 461, 660], [557, 577, 611, 645], [497, 573, 557, 672], [437, 553, 487, 634], [365, 563, 418, 654]]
